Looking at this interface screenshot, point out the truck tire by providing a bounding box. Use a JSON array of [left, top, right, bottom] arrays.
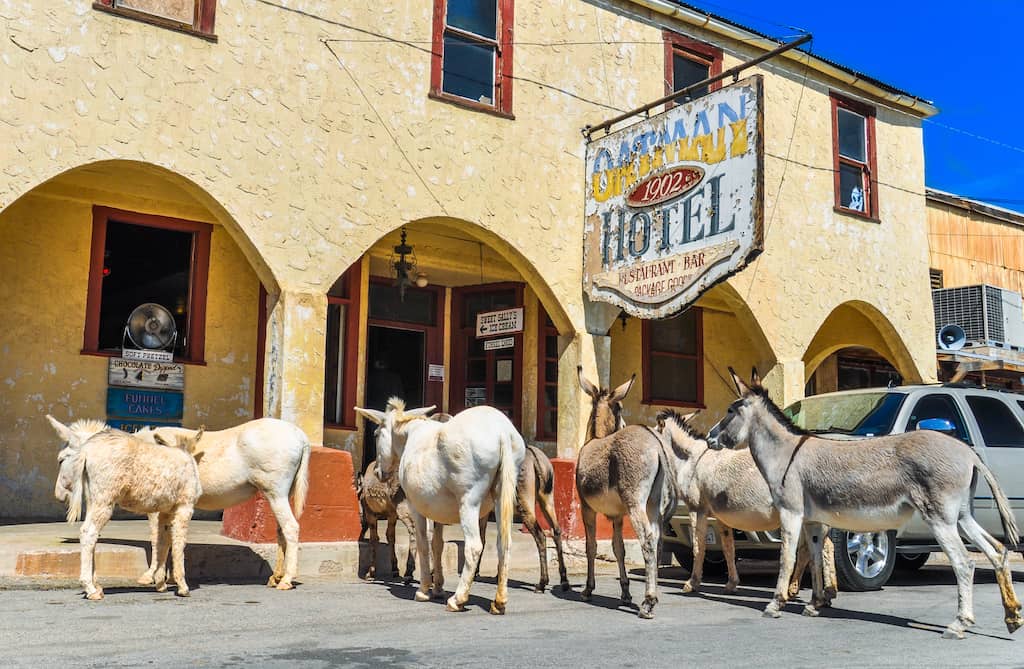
[[670, 545, 728, 576], [831, 528, 897, 591]]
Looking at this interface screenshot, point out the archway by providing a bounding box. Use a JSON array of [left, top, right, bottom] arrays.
[[803, 301, 923, 395], [0, 160, 273, 519], [323, 217, 577, 471]]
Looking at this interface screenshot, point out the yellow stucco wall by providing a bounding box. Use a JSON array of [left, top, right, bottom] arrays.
[[0, 182, 259, 518], [1, 1, 937, 514]]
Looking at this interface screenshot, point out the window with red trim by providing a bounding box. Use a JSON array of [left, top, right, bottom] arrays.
[[324, 261, 362, 429], [93, 0, 217, 40], [831, 94, 878, 218], [536, 310, 558, 441], [663, 31, 722, 103], [642, 308, 704, 407], [430, 0, 514, 116], [83, 206, 211, 363]]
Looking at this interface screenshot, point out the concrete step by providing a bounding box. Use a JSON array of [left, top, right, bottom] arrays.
[[0, 520, 642, 590]]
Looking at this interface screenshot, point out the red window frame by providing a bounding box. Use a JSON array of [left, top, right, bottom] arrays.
[[324, 259, 363, 430], [93, 0, 217, 41], [663, 31, 722, 104], [83, 206, 211, 364], [536, 307, 559, 441], [641, 308, 704, 408], [430, 0, 515, 117], [831, 93, 878, 220]]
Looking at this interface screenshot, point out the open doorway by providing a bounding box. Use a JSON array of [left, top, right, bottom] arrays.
[[363, 326, 425, 465]]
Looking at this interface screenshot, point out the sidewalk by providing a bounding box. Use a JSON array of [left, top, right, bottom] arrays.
[[0, 520, 640, 590]]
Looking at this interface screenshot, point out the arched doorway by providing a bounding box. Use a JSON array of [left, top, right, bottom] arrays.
[[0, 161, 271, 519], [322, 218, 574, 473]]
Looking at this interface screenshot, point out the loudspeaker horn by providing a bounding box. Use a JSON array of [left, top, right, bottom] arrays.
[[937, 324, 966, 351]]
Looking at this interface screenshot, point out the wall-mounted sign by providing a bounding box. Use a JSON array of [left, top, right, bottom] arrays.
[[428, 364, 445, 382], [106, 387, 184, 422], [109, 418, 182, 433], [465, 387, 487, 407], [122, 348, 174, 363], [483, 336, 515, 351], [108, 358, 185, 390], [583, 76, 764, 318], [476, 307, 524, 338]]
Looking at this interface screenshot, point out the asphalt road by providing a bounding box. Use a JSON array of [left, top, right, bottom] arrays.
[[2, 563, 1022, 668]]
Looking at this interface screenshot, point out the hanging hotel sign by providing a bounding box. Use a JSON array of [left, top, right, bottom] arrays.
[[476, 307, 524, 338], [583, 75, 764, 318]]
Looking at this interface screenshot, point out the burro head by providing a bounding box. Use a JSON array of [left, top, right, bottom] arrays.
[[577, 366, 636, 441], [354, 398, 435, 480], [707, 367, 762, 450], [46, 415, 106, 503]]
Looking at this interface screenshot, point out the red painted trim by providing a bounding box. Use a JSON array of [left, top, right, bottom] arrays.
[[83, 206, 212, 364], [662, 30, 723, 105], [641, 308, 705, 408], [429, 0, 514, 116], [830, 92, 878, 220], [535, 305, 558, 440], [341, 258, 363, 428], [92, 1, 217, 40], [254, 284, 267, 419]]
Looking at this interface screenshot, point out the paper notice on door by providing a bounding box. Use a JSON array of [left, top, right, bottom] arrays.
[[496, 359, 513, 382], [465, 387, 487, 407], [428, 364, 445, 382]]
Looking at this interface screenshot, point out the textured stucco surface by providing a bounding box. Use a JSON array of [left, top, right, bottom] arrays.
[[1, 1, 935, 515]]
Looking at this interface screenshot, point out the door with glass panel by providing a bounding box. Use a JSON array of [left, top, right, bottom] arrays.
[[450, 283, 523, 430]]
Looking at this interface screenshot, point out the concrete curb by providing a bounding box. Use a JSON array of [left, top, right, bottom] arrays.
[[0, 521, 643, 590]]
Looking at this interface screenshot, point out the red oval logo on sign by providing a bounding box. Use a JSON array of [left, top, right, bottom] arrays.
[[626, 166, 706, 207]]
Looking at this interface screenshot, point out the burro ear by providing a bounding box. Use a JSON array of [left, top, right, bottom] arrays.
[[577, 365, 599, 398], [728, 367, 749, 397], [153, 433, 171, 447], [750, 367, 762, 388], [354, 407, 386, 425], [682, 410, 700, 423], [46, 415, 73, 443], [406, 405, 436, 418], [609, 374, 636, 403]]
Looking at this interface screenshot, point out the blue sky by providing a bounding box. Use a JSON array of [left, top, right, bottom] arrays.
[[681, 1, 1024, 213]]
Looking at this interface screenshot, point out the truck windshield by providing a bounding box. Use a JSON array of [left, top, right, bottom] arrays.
[[783, 392, 907, 437]]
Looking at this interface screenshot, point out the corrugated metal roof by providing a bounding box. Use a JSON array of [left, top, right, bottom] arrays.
[[668, 1, 933, 105]]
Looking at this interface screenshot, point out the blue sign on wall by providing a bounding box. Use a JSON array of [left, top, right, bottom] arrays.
[[106, 387, 184, 421]]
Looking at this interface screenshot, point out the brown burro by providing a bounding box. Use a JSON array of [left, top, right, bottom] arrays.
[[575, 367, 676, 619], [357, 459, 418, 583], [516, 444, 570, 593], [709, 367, 1024, 640]]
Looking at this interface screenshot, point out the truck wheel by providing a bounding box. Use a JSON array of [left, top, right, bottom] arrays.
[[670, 546, 728, 576], [895, 552, 930, 572], [831, 528, 897, 591]]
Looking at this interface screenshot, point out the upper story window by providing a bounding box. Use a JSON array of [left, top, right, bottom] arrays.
[[83, 207, 211, 363], [430, 0, 515, 117], [832, 94, 878, 218], [93, 0, 217, 41], [663, 31, 722, 104], [642, 308, 704, 407]]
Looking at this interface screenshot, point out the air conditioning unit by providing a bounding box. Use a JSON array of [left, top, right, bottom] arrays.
[[932, 284, 1024, 349]]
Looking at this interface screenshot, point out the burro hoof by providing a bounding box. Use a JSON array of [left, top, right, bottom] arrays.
[[137, 573, 155, 586], [681, 581, 696, 594], [85, 589, 104, 601], [801, 604, 819, 618], [560, 581, 571, 592], [724, 582, 739, 595], [1006, 613, 1023, 634], [762, 603, 782, 619], [155, 583, 168, 593], [534, 583, 547, 594], [414, 590, 432, 602], [275, 581, 294, 591], [266, 576, 279, 588], [620, 593, 632, 606], [446, 596, 466, 612], [175, 588, 190, 598], [580, 589, 593, 602], [942, 627, 966, 640], [638, 602, 656, 619], [489, 601, 506, 616]]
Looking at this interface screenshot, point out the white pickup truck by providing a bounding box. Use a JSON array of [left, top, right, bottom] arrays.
[[663, 384, 1024, 590]]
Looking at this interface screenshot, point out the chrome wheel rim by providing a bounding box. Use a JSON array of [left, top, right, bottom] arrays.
[[846, 531, 889, 579]]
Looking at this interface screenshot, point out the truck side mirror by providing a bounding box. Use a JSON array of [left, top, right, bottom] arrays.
[[916, 418, 956, 433]]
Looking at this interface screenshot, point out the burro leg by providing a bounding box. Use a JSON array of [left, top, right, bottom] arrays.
[[765, 511, 802, 618]]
